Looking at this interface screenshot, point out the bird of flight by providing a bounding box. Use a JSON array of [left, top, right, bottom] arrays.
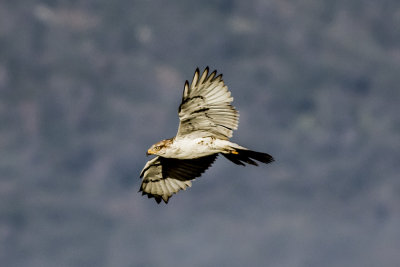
[[140, 67, 274, 203]]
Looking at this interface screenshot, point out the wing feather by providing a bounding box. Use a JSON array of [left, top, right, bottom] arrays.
[[177, 67, 239, 139], [167, 178, 180, 191], [139, 155, 217, 203]]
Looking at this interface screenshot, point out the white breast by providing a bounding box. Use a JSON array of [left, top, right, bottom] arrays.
[[166, 137, 218, 159]]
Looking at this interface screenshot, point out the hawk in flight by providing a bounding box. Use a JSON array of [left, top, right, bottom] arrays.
[[140, 67, 274, 203]]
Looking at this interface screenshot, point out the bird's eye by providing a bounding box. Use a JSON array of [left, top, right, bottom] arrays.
[[155, 146, 161, 150]]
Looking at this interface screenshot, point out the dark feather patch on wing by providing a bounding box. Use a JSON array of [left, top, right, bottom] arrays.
[[139, 155, 218, 204]]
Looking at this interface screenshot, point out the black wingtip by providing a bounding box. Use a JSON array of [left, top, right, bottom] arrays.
[[215, 73, 223, 81], [140, 190, 170, 204], [209, 70, 217, 80], [183, 80, 189, 94], [155, 195, 170, 204]]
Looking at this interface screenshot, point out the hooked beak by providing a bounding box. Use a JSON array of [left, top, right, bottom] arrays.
[[146, 149, 154, 156]]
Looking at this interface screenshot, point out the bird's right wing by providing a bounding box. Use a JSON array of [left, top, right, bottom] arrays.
[[176, 67, 239, 140], [139, 154, 217, 203]]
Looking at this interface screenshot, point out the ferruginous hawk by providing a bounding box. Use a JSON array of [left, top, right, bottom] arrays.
[[140, 67, 274, 203]]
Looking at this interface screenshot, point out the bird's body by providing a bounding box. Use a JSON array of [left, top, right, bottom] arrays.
[[152, 137, 245, 159], [140, 67, 274, 203]]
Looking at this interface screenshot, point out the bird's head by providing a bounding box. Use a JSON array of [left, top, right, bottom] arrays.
[[147, 138, 173, 156]]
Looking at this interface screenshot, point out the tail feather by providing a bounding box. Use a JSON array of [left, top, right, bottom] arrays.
[[222, 149, 274, 166]]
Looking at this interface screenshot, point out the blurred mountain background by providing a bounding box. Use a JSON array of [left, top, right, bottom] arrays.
[[1, 0, 399, 266]]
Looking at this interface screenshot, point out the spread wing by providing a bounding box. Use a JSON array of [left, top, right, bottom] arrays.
[[176, 67, 239, 140], [139, 154, 217, 203]]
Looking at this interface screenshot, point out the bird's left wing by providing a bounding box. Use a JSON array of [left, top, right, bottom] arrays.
[[139, 155, 217, 203], [176, 67, 239, 140]]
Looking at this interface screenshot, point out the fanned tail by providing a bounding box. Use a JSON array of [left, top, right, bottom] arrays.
[[222, 149, 274, 166]]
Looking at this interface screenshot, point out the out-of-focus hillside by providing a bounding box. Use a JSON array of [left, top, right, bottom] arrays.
[[0, 1, 399, 266]]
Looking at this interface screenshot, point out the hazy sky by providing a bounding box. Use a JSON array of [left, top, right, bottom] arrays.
[[1, 1, 400, 266]]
